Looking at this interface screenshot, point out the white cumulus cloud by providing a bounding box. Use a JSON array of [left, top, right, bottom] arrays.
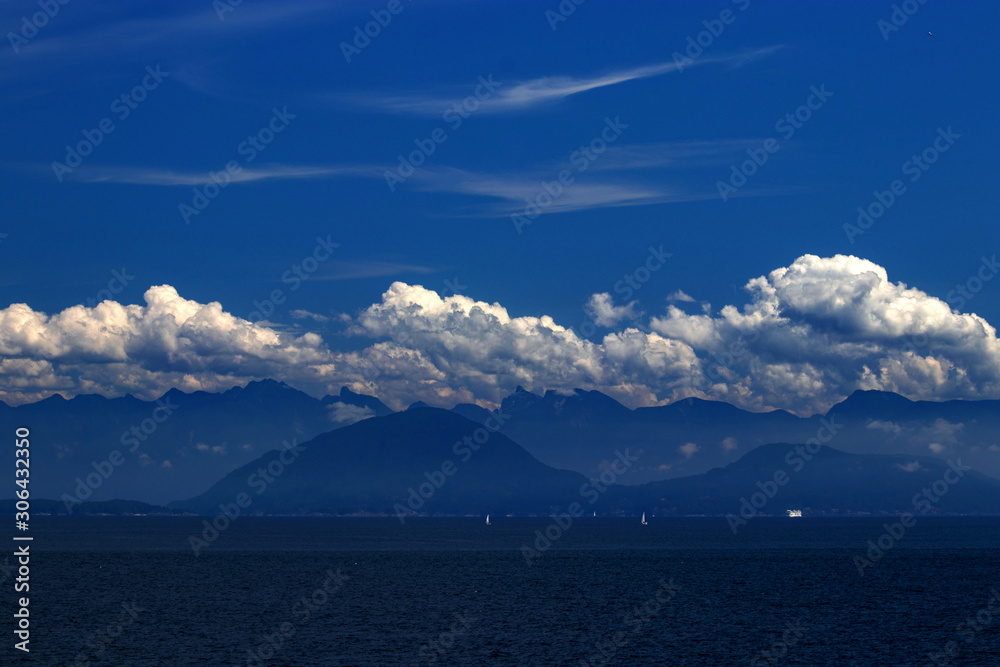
[[2, 255, 1000, 416], [649, 254, 1000, 413], [584, 293, 641, 327]]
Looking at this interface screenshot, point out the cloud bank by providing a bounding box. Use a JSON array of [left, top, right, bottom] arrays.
[[2, 255, 998, 415]]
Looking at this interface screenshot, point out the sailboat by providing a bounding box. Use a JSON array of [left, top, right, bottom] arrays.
[[641, 512, 648, 525], [485, 514, 491, 525]]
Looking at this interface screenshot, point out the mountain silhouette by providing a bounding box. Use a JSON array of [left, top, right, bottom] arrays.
[[173, 408, 587, 515], [0, 380, 392, 505]]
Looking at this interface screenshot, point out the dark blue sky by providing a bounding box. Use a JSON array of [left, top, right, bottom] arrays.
[[2, 0, 998, 413]]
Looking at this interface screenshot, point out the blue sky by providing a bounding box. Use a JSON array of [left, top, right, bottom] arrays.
[[2, 0, 999, 413]]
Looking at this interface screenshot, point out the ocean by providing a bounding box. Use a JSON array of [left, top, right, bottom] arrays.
[[14, 516, 1000, 665]]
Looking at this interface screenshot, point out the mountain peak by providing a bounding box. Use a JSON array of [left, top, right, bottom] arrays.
[[36, 393, 68, 405], [221, 379, 296, 398], [667, 396, 746, 416], [500, 385, 543, 415], [247, 378, 293, 391], [540, 388, 629, 415], [176, 406, 588, 515], [322, 386, 394, 417], [832, 390, 915, 418]]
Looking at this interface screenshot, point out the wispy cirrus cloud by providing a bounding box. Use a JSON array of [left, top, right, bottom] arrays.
[[587, 139, 768, 171], [66, 163, 380, 186], [61, 137, 751, 215], [0, 1, 339, 78], [422, 137, 798, 215], [290, 309, 330, 323], [309, 261, 439, 281], [61, 162, 697, 216], [408, 166, 675, 214], [335, 48, 783, 116], [400, 137, 752, 216], [41, 134, 782, 215]]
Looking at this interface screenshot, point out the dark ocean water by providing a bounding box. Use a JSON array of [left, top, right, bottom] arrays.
[[9, 516, 1000, 665]]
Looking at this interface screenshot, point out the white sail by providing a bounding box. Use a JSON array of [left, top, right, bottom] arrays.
[[485, 514, 490, 525], [641, 512, 647, 525]]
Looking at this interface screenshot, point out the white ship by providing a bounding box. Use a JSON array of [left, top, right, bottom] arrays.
[[786, 509, 803, 518]]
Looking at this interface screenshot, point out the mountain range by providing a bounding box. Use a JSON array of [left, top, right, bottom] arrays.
[[2, 380, 998, 514], [491, 386, 1000, 484], [604, 443, 1000, 517], [176, 408, 1000, 517], [0, 380, 390, 505]]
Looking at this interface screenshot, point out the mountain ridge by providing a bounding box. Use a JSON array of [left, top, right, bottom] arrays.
[[4, 381, 1000, 506], [170, 410, 1000, 516]]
